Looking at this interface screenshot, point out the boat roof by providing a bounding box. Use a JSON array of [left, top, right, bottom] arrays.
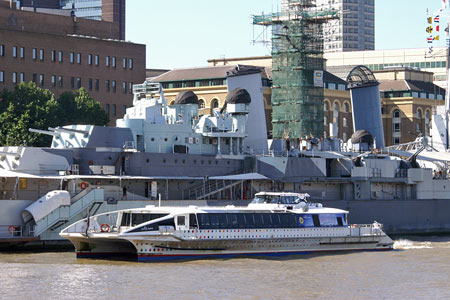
[[254, 192, 310, 197]]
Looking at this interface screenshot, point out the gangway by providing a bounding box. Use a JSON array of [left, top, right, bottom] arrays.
[[31, 188, 104, 237]]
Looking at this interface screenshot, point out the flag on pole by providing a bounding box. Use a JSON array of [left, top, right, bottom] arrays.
[[428, 17, 433, 24], [427, 36, 434, 43], [435, 15, 440, 22], [434, 35, 440, 41], [436, 25, 440, 32], [426, 26, 433, 33]]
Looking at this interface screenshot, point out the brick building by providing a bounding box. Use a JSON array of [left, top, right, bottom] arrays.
[[0, 1, 145, 123]]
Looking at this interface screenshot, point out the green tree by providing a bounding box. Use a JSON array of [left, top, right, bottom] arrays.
[[58, 88, 109, 126], [0, 82, 60, 146], [0, 84, 109, 147]]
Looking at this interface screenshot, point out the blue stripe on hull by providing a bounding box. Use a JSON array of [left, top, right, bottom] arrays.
[[137, 248, 391, 262]]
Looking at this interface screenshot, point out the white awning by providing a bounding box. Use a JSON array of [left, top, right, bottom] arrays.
[[209, 173, 269, 180]]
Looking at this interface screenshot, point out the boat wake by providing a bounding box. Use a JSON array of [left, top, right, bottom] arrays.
[[393, 239, 432, 250]]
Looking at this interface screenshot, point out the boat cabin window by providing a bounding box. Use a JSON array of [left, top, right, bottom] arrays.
[[120, 213, 169, 227], [251, 194, 306, 205], [128, 217, 175, 232], [196, 213, 346, 229], [177, 216, 185, 226], [189, 214, 198, 229]]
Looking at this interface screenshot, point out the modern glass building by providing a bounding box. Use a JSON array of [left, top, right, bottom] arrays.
[[281, 0, 375, 52]]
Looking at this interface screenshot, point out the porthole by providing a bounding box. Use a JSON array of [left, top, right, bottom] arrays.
[[193, 160, 197, 164], [182, 159, 186, 164], [164, 138, 168, 142], [163, 159, 166, 163], [146, 159, 150, 163], [151, 138, 155, 142], [227, 161, 230, 165], [215, 161, 218, 165], [208, 160, 211, 164]]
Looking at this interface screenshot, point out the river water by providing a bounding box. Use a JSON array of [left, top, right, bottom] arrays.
[[0, 236, 449, 300]]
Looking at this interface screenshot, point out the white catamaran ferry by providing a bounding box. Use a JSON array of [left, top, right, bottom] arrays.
[[60, 192, 394, 261]]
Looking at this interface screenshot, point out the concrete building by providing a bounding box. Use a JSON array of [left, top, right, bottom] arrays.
[[0, 1, 145, 124], [280, 0, 375, 52]]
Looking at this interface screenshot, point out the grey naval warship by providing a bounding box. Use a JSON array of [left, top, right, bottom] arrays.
[[1, 66, 449, 247]]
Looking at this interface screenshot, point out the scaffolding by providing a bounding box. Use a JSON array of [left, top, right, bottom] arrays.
[[253, 0, 338, 142]]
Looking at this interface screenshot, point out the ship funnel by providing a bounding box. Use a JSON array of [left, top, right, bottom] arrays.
[[347, 66, 384, 149]]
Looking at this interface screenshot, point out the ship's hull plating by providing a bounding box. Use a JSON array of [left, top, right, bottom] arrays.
[[68, 229, 393, 262]]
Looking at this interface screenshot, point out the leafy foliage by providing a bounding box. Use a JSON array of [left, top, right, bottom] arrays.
[[0, 83, 109, 147]]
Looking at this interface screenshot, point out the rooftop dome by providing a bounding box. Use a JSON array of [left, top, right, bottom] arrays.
[[351, 130, 374, 145], [174, 91, 198, 105], [225, 88, 251, 104]]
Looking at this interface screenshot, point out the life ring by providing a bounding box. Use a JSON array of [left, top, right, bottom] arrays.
[[1, 177, 7, 184], [8, 226, 15, 233], [100, 223, 110, 232], [80, 182, 88, 190], [299, 217, 304, 224]]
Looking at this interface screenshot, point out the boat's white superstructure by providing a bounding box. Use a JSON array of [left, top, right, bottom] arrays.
[[60, 192, 393, 261]]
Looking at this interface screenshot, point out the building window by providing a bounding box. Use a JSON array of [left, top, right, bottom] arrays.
[[70, 52, 74, 64], [112, 80, 116, 93], [129, 58, 133, 70], [123, 57, 127, 69], [12, 46, 17, 58], [343, 132, 347, 141], [58, 51, 63, 62], [106, 104, 110, 115], [122, 81, 127, 93], [95, 55, 99, 66], [324, 101, 329, 111], [344, 102, 350, 113], [112, 56, 116, 68], [33, 73, 37, 83], [198, 99, 205, 109], [112, 104, 116, 116], [425, 110, 431, 136], [32, 48, 37, 60], [51, 75, 56, 87], [88, 54, 92, 65], [95, 79, 99, 91], [58, 76, 63, 87], [0, 71, 4, 82], [71, 77, 75, 88], [89, 79, 93, 90], [129, 82, 133, 94], [40, 49, 44, 61], [77, 77, 81, 88], [52, 50, 56, 62], [20, 47, 24, 58], [393, 137, 400, 145], [343, 117, 348, 127], [12, 72, 17, 83], [324, 116, 327, 125], [211, 99, 219, 109], [0, 45, 4, 56], [122, 105, 127, 115], [106, 80, 110, 92], [106, 56, 110, 67], [20, 72, 25, 83], [393, 110, 400, 118], [77, 53, 81, 64], [39, 74, 44, 86]]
